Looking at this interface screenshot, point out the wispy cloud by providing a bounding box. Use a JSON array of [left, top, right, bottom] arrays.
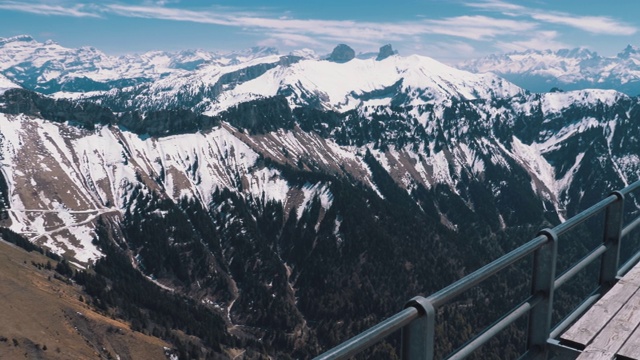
[[423, 16, 536, 40], [466, 0, 525, 13], [0, 1, 99, 18], [258, 33, 324, 48], [104, 4, 235, 26], [531, 13, 636, 36], [469, 0, 637, 36], [0, 1, 537, 44], [496, 31, 569, 52], [102, 3, 537, 45]]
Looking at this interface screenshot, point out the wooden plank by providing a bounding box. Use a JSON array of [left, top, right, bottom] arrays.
[[618, 320, 640, 359], [562, 281, 640, 346], [604, 262, 640, 359], [587, 287, 640, 352], [621, 262, 640, 287], [575, 349, 615, 360]]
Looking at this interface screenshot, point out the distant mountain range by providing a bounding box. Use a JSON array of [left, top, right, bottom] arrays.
[[459, 46, 640, 95], [0, 34, 282, 94], [1, 35, 640, 358]]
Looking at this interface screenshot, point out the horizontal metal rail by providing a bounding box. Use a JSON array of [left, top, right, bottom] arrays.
[[554, 245, 607, 289], [314, 179, 640, 360], [553, 195, 617, 236], [619, 180, 640, 196], [427, 235, 548, 308], [448, 295, 542, 360], [622, 215, 640, 239], [314, 307, 419, 359]]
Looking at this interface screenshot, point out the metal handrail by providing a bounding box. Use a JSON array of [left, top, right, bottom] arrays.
[[427, 234, 548, 308], [314, 179, 640, 360]]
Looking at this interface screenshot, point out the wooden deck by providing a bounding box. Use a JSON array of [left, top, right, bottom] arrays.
[[561, 263, 640, 359]]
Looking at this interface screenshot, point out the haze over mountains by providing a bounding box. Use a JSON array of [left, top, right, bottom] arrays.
[[1, 35, 639, 358], [460, 45, 640, 95]]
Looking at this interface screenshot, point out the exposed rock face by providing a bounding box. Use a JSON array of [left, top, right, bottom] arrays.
[[376, 44, 396, 61], [328, 44, 355, 63]]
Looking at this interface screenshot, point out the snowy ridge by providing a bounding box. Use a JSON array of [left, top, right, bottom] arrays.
[[2, 84, 639, 261], [0, 35, 524, 114], [203, 55, 523, 114], [0, 113, 351, 263]]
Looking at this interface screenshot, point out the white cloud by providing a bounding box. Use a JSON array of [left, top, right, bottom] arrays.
[[531, 13, 637, 36], [495, 31, 569, 53], [104, 4, 236, 26], [0, 1, 99, 17], [468, 0, 637, 36], [465, 0, 525, 12], [101, 4, 540, 45], [423, 16, 537, 40], [258, 33, 324, 48], [412, 40, 477, 64]]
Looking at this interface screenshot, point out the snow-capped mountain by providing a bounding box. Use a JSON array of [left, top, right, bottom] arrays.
[[459, 46, 640, 95], [0, 34, 282, 94], [0, 36, 522, 115], [1, 83, 637, 263], [81, 51, 523, 116]]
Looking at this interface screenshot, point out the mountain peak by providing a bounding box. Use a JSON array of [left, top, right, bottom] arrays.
[[248, 46, 279, 56], [327, 44, 355, 63], [0, 34, 36, 46], [376, 44, 396, 61], [555, 47, 596, 59], [617, 44, 640, 59], [289, 48, 318, 59]]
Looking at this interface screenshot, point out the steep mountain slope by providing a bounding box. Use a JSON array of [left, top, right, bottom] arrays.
[[459, 46, 640, 95], [0, 237, 170, 360]]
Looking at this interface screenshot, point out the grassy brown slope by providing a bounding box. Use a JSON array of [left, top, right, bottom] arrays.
[[0, 239, 169, 360]]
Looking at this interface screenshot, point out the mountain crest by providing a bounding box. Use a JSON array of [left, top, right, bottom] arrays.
[[0, 34, 36, 45], [618, 44, 640, 59], [328, 44, 355, 63], [376, 44, 396, 61]]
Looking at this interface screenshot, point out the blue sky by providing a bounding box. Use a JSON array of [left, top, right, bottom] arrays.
[[0, 0, 638, 63]]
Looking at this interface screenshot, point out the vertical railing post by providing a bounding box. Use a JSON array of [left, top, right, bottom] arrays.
[[527, 228, 558, 358], [601, 191, 624, 287], [402, 296, 435, 360]]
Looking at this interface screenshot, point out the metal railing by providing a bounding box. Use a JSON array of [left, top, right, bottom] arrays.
[[314, 179, 640, 360]]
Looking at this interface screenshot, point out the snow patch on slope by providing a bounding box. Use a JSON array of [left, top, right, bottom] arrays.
[[540, 90, 624, 114], [0, 74, 19, 94], [296, 183, 333, 220]]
